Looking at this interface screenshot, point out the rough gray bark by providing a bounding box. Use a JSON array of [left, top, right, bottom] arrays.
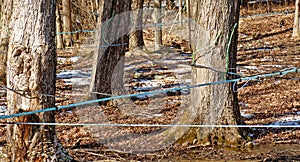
[[6, 0, 73, 161], [89, 0, 132, 105], [293, 0, 300, 38], [129, 0, 145, 50], [164, 0, 248, 147]]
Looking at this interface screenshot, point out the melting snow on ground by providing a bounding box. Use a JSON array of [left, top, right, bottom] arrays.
[[0, 106, 7, 115], [57, 56, 81, 64], [240, 109, 300, 126], [240, 109, 255, 119], [269, 115, 300, 126], [56, 70, 91, 86]]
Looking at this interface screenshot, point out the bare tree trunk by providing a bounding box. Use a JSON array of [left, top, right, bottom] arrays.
[[56, 0, 64, 49], [179, 0, 182, 25], [0, 1, 12, 84], [164, 0, 248, 147], [62, 0, 73, 46], [129, 0, 145, 50], [186, 0, 192, 50], [153, 0, 162, 50], [89, 0, 132, 105], [189, 0, 247, 146], [293, 0, 300, 38], [5, 0, 73, 161]]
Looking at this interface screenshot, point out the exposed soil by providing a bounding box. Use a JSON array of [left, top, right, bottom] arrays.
[[1, 4, 300, 162]]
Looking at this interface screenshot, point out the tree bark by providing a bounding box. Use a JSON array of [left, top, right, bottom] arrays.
[[153, 0, 162, 50], [293, 0, 300, 38], [6, 0, 73, 161], [0, 1, 12, 84], [179, 0, 182, 25], [89, 0, 132, 105], [164, 0, 248, 147], [189, 0, 247, 146], [56, 0, 64, 49], [62, 0, 73, 46], [129, 0, 145, 50]]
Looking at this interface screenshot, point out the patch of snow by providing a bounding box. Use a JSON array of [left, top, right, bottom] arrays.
[[63, 78, 90, 86], [57, 70, 90, 79], [240, 110, 255, 118], [240, 66, 258, 70], [68, 56, 81, 62], [260, 64, 282, 68], [153, 114, 163, 117], [260, 58, 274, 62], [57, 56, 81, 64], [0, 106, 7, 115], [269, 115, 300, 126], [57, 70, 91, 86]]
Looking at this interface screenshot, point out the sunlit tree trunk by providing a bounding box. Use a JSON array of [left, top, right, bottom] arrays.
[[89, 0, 132, 105], [5, 0, 73, 161], [165, 0, 248, 147], [293, 0, 300, 38], [153, 0, 162, 50], [62, 0, 72, 46], [129, 0, 145, 50], [179, 0, 182, 25], [56, 0, 64, 49]]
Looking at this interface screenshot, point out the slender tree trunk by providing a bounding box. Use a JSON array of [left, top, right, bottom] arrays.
[[129, 0, 145, 50], [62, 0, 73, 46], [89, 0, 132, 105], [56, 0, 64, 49], [6, 0, 73, 161], [153, 0, 162, 50], [179, 0, 182, 26], [293, 0, 300, 38], [0, 1, 12, 84], [164, 0, 248, 147], [186, 0, 192, 50]]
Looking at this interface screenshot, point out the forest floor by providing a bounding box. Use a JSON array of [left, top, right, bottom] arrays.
[[1, 5, 300, 162]]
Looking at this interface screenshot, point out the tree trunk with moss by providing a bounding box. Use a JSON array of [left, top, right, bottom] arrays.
[[164, 0, 248, 147], [5, 0, 73, 161], [89, 0, 132, 105]]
